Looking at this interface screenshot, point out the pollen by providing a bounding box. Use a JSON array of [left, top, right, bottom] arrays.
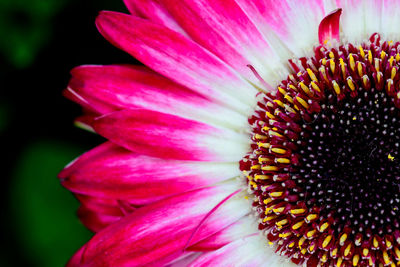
[[240, 34, 400, 267]]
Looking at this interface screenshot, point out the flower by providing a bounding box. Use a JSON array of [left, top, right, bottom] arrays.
[[60, 0, 400, 266]]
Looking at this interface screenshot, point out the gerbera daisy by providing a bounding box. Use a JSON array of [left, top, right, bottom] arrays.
[[60, 0, 400, 266]]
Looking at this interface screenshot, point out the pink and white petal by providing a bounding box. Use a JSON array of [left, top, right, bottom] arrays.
[[189, 235, 297, 267], [122, 0, 187, 36], [92, 109, 250, 161], [95, 11, 257, 114], [379, 0, 400, 40], [74, 180, 250, 267], [337, 0, 382, 42], [236, 0, 326, 57], [188, 215, 258, 251], [68, 65, 248, 130], [60, 142, 241, 204], [159, 0, 289, 87]]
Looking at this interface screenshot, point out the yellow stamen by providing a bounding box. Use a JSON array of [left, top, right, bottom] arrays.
[[332, 80, 341, 95], [307, 68, 318, 82], [322, 235, 332, 248], [359, 45, 365, 58], [349, 54, 356, 71], [296, 96, 309, 109], [353, 254, 360, 266], [292, 221, 304, 230], [271, 147, 286, 154]]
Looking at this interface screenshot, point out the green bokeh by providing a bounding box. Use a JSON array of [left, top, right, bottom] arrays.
[[0, 0, 68, 68], [11, 140, 92, 267]]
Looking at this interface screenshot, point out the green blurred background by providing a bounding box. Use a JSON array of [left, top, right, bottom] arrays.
[[0, 0, 134, 266]]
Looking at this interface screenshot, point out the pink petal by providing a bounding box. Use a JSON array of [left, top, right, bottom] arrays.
[[188, 215, 258, 251], [318, 8, 342, 45], [74, 181, 249, 266], [123, 0, 187, 36], [60, 142, 240, 204], [236, 0, 326, 56], [92, 109, 249, 161], [67, 65, 247, 129], [95, 11, 257, 113], [158, 0, 285, 86]]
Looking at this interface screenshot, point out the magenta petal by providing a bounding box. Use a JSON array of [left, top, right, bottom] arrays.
[[123, 0, 187, 36], [67, 65, 247, 129], [60, 142, 240, 204], [158, 0, 276, 83], [91, 109, 248, 161], [95, 11, 257, 112], [318, 8, 342, 45], [75, 181, 248, 266]]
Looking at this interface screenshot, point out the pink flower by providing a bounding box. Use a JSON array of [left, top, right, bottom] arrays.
[[60, 0, 400, 266]]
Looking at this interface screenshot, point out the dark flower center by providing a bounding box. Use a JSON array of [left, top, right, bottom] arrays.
[[240, 34, 400, 266]]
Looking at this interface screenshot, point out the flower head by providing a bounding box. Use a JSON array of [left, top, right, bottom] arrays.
[[61, 0, 400, 266]]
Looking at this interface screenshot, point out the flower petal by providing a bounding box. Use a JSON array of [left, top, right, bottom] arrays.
[[236, 0, 326, 56], [92, 109, 250, 161], [60, 142, 241, 204], [122, 0, 187, 36], [189, 235, 297, 267], [188, 215, 258, 251], [318, 8, 342, 45], [95, 11, 257, 114], [67, 64, 248, 130], [75, 180, 250, 266], [159, 0, 289, 86]]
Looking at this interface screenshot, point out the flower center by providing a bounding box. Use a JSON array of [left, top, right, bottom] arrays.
[[240, 34, 400, 266]]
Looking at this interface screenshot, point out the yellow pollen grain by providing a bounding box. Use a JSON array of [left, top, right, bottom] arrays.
[[273, 206, 285, 213], [344, 243, 352, 257], [255, 174, 271, 180], [386, 238, 392, 249], [396, 53, 400, 62], [308, 243, 315, 252], [307, 229, 316, 238], [329, 51, 335, 58], [310, 81, 321, 92], [266, 111, 275, 119], [296, 96, 309, 109], [321, 253, 328, 263], [381, 51, 387, 60], [353, 255, 360, 266], [331, 248, 338, 257], [299, 82, 311, 96], [251, 165, 261, 170], [349, 54, 356, 71], [323, 235, 332, 248], [322, 58, 327, 65], [394, 247, 400, 258], [273, 99, 284, 108], [301, 248, 307, 255], [337, 257, 343, 267], [270, 191, 283, 197], [278, 86, 287, 95], [340, 233, 348, 244], [290, 208, 305, 215], [279, 232, 291, 238], [288, 84, 297, 91], [388, 154, 395, 161], [288, 241, 295, 248], [332, 80, 341, 95], [383, 250, 391, 265], [262, 165, 278, 171], [307, 68, 318, 82], [368, 50, 373, 64], [268, 241, 273, 246], [373, 237, 379, 248], [292, 221, 304, 230], [320, 222, 329, 232], [357, 62, 363, 77], [284, 94, 294, 103], [359, 45, 365, 58], [347, 78, 356, 91], [263, 198, 273, 205], [330, 59, 336, 74], [254, 134, 267, 140], [306, 214, 317, 222], [298, 236, 306, 248], [276, 158, 290, 164], [271, 147, 286, 154], [276, 219, 288, 227], [352, 116, 357, 121], [392, 67, 397, 80]]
